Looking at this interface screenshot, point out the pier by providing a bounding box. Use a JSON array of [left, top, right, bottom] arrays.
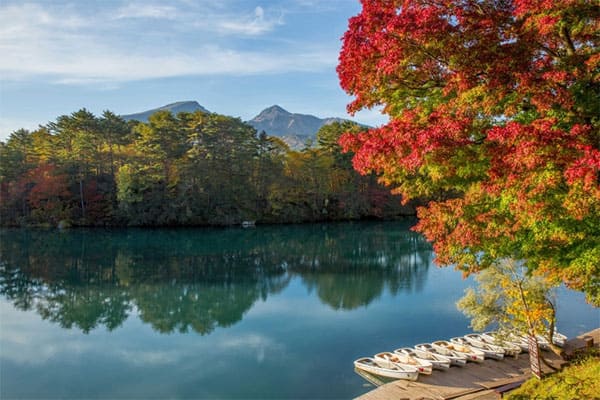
[[355, 329, 599, 400]]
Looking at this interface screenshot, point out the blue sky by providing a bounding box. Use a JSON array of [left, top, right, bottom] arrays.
[[0, 0, 386, 141]]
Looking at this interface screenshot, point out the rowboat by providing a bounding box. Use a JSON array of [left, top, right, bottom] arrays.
[[415, 343, 467, 366], [376, 351, 432, 375], [395, 347, 451, 370], [460, 334, 505, 360], [432, 340, 485, 363], [552, 330, 568, 347], [507, 330, 566, 350], [507, 333, 530, 352], [535, 334, 553, 350], [480, 332, 522, 357], [533, 330, 567, 349], [354, 357, 419, 381], [375, 352, 431, 375], [353, 367, 390, 387]]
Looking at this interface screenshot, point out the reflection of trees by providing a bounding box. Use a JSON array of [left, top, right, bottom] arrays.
[[0, 221, 432, 332], [134, 283, 262, 334], [290, 223, 433, 310], [304, 272, 385, 310], [37, 286, 131, 333]]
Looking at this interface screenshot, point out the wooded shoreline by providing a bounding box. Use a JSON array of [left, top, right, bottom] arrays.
[[1, 111, 416, 228]]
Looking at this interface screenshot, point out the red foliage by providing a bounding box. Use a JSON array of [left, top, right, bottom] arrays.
[[338, 0, 600, 300], [27, 164, 70, 207]]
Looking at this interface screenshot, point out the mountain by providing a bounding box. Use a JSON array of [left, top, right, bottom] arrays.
[[121, 102, 355, 150], [121, 101, 209, 122], [247, 105, 348, 148]]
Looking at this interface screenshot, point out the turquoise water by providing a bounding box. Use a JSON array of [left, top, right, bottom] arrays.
[[1, 222, 597, 399]]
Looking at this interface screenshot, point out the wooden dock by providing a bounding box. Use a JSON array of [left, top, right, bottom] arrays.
[[355, 329, 599, 400]]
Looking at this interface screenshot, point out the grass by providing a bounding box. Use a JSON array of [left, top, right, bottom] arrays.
[[507, 352, 600, 400]]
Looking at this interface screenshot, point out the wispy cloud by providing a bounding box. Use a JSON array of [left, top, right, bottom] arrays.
[[216, 6, 283, 36], [114, 3, 179, 20], [0, 2, 334, 84]]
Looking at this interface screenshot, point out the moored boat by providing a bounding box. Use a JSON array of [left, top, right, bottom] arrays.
[[432, 340, 485, 363], [535, 334, 553, 350], [376, 351, 433, 375], [354, 357, 419, 380], [461, 334, 505, 360], [480, 332, 522, 357], [507, 332, 530, 352], [353, 367, 390, 387], [552, 330, 568, 347], [396, 347, 451, 370], [415, 343, 467, 366]]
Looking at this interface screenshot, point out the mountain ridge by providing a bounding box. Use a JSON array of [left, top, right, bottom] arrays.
[[247, 104, 347, 137], [122, 101, 357, 149], [121, 101, 210, 122]]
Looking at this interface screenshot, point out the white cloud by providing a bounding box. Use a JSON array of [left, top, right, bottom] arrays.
[[114, 3, 179, 20], [117, 349, 182, 365], [216, 332, 285, 363], [216, 5, 283, 36], [0, 2, 332, 84]]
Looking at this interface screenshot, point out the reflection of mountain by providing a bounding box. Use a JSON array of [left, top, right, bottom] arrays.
[[0, 222, 432, 333]]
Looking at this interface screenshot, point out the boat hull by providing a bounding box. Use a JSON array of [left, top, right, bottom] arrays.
[[354, 358, 419, 381], [432, 341, 484, 363], [379, 351, 433, 375], [461, 335, 505, 360], [481, 332, 522, 357], [399, 348, 451, 370], [416, 343, 467, 366]]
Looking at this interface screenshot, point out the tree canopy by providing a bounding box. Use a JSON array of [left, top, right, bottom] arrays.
[[338, 0, 600, 304], [0, 110, 411, 227]]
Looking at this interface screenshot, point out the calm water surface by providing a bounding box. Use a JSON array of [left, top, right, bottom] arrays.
[[1, 221, 598, 399]]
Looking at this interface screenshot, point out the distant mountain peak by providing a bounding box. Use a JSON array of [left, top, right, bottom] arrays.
[[247, 105, 352, 150], [265, 104, 288, 113], [120, 101, 358, 151], [254, 105, 291, 120], [121, 101, 209, 122], [164, 100, 202, 108]]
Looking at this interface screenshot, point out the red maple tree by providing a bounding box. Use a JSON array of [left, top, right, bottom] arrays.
[[338, 0, 599, 303]]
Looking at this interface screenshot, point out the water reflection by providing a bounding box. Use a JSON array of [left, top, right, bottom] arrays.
[[0, 222, 432, 334]]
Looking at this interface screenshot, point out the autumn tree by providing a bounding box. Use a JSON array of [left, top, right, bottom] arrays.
[[457, 259, 561, 359], [26, 164, 72, 224], [2, 107, 416, 226], [338, 0, 600, 304], [252, 131, 289, 220], [181, 112, 259, 224]]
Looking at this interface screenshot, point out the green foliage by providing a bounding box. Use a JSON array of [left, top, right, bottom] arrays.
[[338, 0, 600, 305], [1, 110, 410, 226], [457, 259, 558, 345], [508, 355, 600, 400]]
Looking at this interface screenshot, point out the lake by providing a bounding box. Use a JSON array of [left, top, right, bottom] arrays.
[[1, 221, 598, 399]]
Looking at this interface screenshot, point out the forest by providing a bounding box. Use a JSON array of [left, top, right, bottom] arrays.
[[0, 109, 412, 227]]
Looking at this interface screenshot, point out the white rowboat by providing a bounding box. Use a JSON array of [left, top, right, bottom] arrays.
[[432, 340, 485, 363], [552, 330, 568, 347], [507, 333, 530, 352], [353, 357, 419, 381], [415, 343, 467, 366], [396, 347, 451, 370], [480, 332, 522, 357], [376, 351, 433, 375], [461, 334, 505, 360]]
